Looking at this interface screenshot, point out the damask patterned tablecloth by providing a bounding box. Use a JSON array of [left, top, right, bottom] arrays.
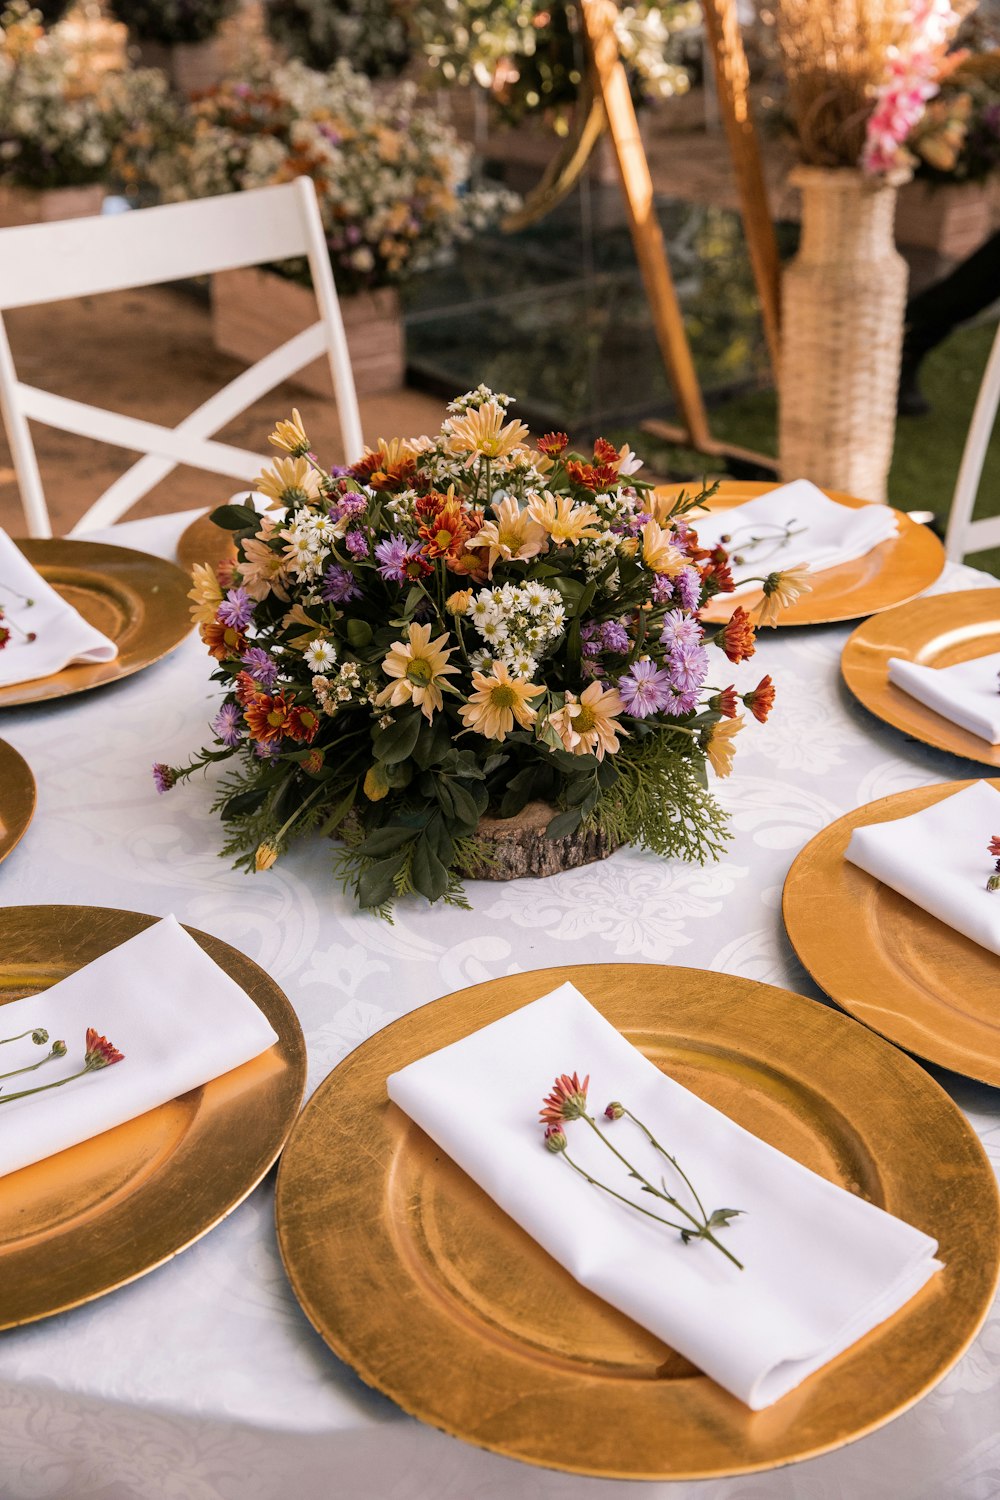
[[0, 512, 997, 1500]]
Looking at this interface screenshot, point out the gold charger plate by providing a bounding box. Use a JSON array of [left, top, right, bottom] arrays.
[[0, 905, 306, 1328], [655, 481, 945, 625], [842, 589, 1000, 767], [0, 539, 193, 708], [0, 739, 35, 864], [783, 779, 1000, 1088], [275, 964, 999, 1480], [176, 510, 237, 576]]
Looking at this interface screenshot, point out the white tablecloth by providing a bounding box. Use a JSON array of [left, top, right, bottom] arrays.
[[0, 511, 997, 1500]]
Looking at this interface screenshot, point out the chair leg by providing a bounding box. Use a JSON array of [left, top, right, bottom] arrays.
[[946, 322, 1000, 562]]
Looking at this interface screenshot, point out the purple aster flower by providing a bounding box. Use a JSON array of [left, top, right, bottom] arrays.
[[216, 587, 254, 630], [212, 702, 243, 748], [651, 574, 676, 605], [659, 609, 704, 650], [581, 620, 602, 658], [375, 534, 424, 583], [600, 620, 630, 654], [152, 762, 175, 794], [241, 647, 279, 689], [618, 660, 674, 717], [255, 740, 281, 761], [660, 686, 699, 717], [666, 642, 709, 695], [345, 528, 369, 559], [330, 492, 368, 523], [322, 565, 362, 603], [674, 567, 701, 612]]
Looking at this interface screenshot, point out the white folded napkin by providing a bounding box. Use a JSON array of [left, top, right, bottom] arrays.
[[0, 527, 118, 687], [0, 915, 279, 1178], [888, 650, 1000, 744], [387, 983, 940, 1410], [692, 479, 899, 595], [845, 780, 1000, 956]]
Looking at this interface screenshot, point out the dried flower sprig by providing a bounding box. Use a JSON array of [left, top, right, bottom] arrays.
[[720, 519, 808, 568], [0, 1037, 66, 1084], [540, 1072, 744, 1270], [0, 1027, 124, 1105], [987, 834, 1000, 893]]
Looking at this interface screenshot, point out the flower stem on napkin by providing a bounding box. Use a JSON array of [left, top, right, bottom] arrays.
[[0, 1029, 122, 1105], [541, 1072, 744, 1269]]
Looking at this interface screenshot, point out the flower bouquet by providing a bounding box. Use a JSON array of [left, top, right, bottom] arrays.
[[158, 388, 793, 913]]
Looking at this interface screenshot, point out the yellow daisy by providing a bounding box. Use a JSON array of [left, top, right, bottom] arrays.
[[705, 716, 743, 777], [268, 409, 311, 457], [376, 622, 460, 721], [466, 496, 549, 574], [256, 457, 323, 507], [640, 519, 687, 576], [527, 493, 600, 545], [755, 565, 812, 627], [447, 401, 530, 463], [187, 561, 222, 625], [547, 682, 626, 762], [459, 662, 543, 742]]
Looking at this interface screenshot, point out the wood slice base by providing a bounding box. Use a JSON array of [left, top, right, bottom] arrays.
[[459, 800, 621, 881]]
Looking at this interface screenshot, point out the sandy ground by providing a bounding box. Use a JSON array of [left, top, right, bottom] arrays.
[[0, 285, 448, 537]]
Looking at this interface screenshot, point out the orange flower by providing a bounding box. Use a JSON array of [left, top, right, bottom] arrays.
[[84, 1028, 124, 1069], [244, 691, 295, 744], [539, 1072, 590, 1126], [285, 703, 320, 743], [592, 436, 619, 466], [234, 671, 260, 706], [719, 606, 756, 663], [547, 681, 626, 761], [200, 620, 247, 661], [744, 675, 775, 723], [417, 490, 476, 563], [564, 459, 620, 491], [712, 685, 739, 718], [537, 431, 569, 457], [989, 835, 1000, 858], [701, 558, 734, 596], [350, 438, 417, 492]]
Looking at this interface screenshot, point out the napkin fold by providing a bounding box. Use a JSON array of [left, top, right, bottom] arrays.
[[845, 780, 1000, 956], [888, 651, 1000, 743], [0, 527, 118, 687], [387, 983, 940, 1410], [0, 916, 279, 1178], [691, 479, 899, 596]]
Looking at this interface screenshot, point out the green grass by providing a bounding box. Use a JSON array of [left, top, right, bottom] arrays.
[[612, 318, 1000, 578]]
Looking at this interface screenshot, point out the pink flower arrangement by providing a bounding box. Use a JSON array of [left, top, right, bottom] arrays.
[[862, 0, 962, 175]]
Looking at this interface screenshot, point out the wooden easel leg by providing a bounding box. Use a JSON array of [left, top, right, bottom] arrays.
[[578, 0, 777, 473]]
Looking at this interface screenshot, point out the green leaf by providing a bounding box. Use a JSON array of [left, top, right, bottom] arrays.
[[209, 502, 259, 532], [482, 753, 506, 776], [597, 759, 619, 790], [346, 618, 373, 648], [545, 807, 583, 839], [564, 776, 597, 808], [383, 760, 412, 790], [499, 766, 540, 819], [358, 826, 418, 858], [424, 813, 454, 868], [373, 711, 422, 765], [317, 781, 357, 836], [412, 716, 453, 771], [446, 780, 483, 829], [411, 836, 449, 902], [435, 779, 455, 818], [403, 585, 424, 618], [708, 1207, 744, 1227], [221, 785, 269, 818], [358, 854, 405, 909]]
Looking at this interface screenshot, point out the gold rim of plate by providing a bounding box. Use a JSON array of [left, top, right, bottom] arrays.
[[841, 589, 1000, 767], [0, 905, 307, 1329], [0, 539, 193, 708], [275, 964, 999, 1481], [783, 779, 1000, 1087], [176, 510, 237, 576], [0, 739, 35, 864], [654, 481, 945, 626]]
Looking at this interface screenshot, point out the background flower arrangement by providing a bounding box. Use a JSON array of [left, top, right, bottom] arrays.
[[263, 0, 412, 79], [143, 58, 516, 294], [909, 49, 1000, 183], [157, 388, 789, 914], [107, 0, 236, 47]]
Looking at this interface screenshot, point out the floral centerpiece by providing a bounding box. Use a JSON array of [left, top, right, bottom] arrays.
[[145, 58, 516, 295], [156, 388, 795, 913], [909, 51, 1000, 184]]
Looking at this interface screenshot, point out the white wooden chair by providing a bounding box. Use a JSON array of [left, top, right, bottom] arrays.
[[0, 177, 365, 538], [945, 319, 1000, 564]]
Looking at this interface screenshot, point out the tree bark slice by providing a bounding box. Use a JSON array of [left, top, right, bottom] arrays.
[[458, 800, 621, 881]]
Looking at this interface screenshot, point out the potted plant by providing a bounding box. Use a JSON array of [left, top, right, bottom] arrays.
[[143, 59, 518, 399], [773, 0, 962, 503], [156, 389, 796, 911], [0, 2, 111, 225]]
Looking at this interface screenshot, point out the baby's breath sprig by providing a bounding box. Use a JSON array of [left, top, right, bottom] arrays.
[[540, 1072, 744, 1270]]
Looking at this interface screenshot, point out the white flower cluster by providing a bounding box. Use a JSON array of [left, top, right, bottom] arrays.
[[580, 529, 624, 584], [446, 384, 514, 416], [0, 5, 111, 189], [467, 580, 565, 679], [280, 513, 338, 583], [312, 660, 364, 715]]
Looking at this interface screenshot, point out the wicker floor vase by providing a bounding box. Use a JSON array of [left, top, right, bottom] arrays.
[[779, 167, 909, 504]]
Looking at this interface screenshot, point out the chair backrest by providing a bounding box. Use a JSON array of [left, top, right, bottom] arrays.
[[945, 319, 1000, 564], [0, 177, 365, 538]]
